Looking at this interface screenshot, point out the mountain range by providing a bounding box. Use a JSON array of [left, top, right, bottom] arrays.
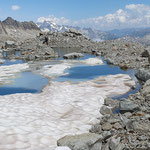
[[1, 17, 150, 45], [37, 21, 116, 41], [37, 20, 150, 42], [0, 17, 40, 43]]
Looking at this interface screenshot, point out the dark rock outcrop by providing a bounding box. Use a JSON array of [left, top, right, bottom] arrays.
[[141, 48, 150, 57], [2, 17, 40, 31]]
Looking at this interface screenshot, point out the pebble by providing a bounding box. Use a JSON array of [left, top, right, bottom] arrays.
[[102, 123, 112, 131], [113, 122, 122, 130]]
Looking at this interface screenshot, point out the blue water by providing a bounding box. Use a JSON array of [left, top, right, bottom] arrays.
[[56, 65, 135, 82], [2, 59, 23, 66], [0, 48, 141, 97], [0, 72, 49, 95]]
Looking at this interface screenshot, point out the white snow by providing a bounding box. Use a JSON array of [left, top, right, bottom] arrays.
[[62, 57, 103, 66], [81, 58, 103, 65], [0, 73, 135, 149], [0, 63, 29, 85], [40, 63, 72, 78], [55, 147, 71, 150]]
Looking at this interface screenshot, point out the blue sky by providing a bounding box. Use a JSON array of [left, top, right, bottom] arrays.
[[1, 0, 150, 30]]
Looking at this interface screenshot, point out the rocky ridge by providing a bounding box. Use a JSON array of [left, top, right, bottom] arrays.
[[0, 17, 40, 46], [3, 28, 97, 61], [37, 20, 116, 41]]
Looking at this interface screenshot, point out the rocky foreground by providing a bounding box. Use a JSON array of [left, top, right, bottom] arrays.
[[58, 80, 150, 150]]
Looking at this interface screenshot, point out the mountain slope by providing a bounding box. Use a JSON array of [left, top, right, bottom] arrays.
[[109, 27, 150, 38], [0, 17, 40, 43]]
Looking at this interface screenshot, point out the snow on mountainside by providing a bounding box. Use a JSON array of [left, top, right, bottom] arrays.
[[37, 21, 116, 41], [37, 21, 69, 32]]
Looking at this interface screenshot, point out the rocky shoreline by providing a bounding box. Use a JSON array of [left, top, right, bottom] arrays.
[[58, 81, 150, 150]]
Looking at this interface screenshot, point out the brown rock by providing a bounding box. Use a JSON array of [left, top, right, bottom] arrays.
[[102, 123, 112, 131]]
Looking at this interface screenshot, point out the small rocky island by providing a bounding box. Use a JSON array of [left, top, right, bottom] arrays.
[[0, 17, 150, 150]]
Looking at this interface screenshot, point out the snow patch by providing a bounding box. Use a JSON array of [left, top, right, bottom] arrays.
[[61, 58, 103, 66], [81, 58, 103, 65], [0, 63, 29, 85], [40, 63, 72, 78], [0, 74, 135, 149]]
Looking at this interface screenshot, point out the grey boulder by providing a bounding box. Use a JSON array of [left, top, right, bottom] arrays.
[[141, 48, 150, 57], [63, 52, 84, 59], [100, 105, 112, 115], [109, 137, 124, 150], [141, 79, 150, 96], [5, 41, 16, 49], [119, 99, 139, 113], [135, 68, 150, 82], [69, 28, 82, 36], [106, 58, 115, 65], [57, 133, 103, 150]]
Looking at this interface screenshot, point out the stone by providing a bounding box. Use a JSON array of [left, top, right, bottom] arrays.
[[90, 124, 102, 134], [120, 64, 128, 71], [102, 123, 112, 131], [141, 79, 150, 96], [100, 105, 112, 115], [135, 68, 150, 82], [109, 137, 124, 150], [132, 122, 150, 131], [91, 49, 98, 54], [102, 131, 112, 141], [106, 58, 115, 65], [107, 118, 120, 124], [123, 112, 132, 118], [57, 133, 103, 150], [104, 98, 119, 107], [126, 120, 150, 131], [69, 28, 82, 36], [119, 99, 139, 113], [5, 41, 16, 49], [113, 123, 122, 130], [137, 135, 147, 141], [102, 143, 109, 150], [125, 120, 135, 131], [63, 52, 84, 59], [141, 48, 150, 57], [119, 114, 129, 128], [24, 54, 35, 61]]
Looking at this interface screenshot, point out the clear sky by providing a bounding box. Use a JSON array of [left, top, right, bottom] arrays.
[[1, 0, 150, 30]]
